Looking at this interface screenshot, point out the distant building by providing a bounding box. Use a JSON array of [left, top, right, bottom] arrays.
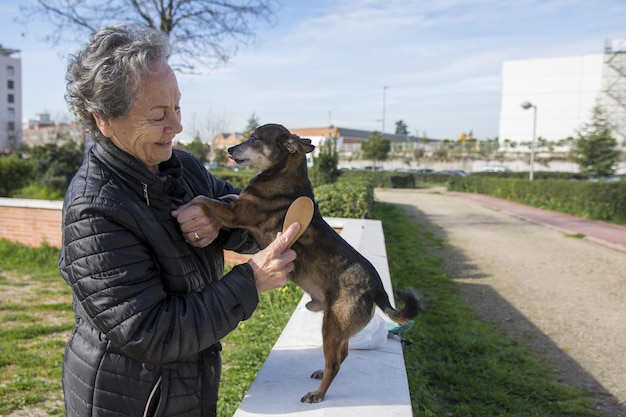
[[210, 132, 243, 165], [21, 113, 89, 148], [211, 132, 243, 151], [0, 45, 21, 153], [287, 126, 435, 155], [210, 126, 437, 161], [499, 39, 626, 149]]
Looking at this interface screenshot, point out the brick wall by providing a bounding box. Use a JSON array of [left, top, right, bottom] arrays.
[[0, 198, 251, 266], [0, 198, 341, 267], [0, 198, 63, 247]]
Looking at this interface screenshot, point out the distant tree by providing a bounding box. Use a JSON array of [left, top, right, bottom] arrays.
[[311, 137, 339, 187], [361, 131, 390, 170], [189, 110, 231, 144], [570, 105, 620, 178], [240, 113, 260, 141], [184, 135, 210, 163], [0, 154, 34, 197], [395, 120, 409, 135], [29, 139, 84, 192], [214, 148, 229, 166], [412, 146, 425, 163], [20, 0, 278, 72]]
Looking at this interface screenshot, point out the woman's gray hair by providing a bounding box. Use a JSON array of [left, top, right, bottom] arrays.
[[65, 24, 171, 142]]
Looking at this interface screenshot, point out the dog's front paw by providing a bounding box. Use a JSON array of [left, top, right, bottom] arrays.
[[301, 390, 325, 403], [310, 370, 324, 379]]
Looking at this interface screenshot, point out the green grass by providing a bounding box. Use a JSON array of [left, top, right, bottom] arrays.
[[374, 202, 598, 416], [566, 232, 586, 239], [0, 239, 71, 416], [0, 199, 601, 417]]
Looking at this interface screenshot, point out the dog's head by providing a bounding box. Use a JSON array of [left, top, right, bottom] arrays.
[[228, 124, 315, 172]]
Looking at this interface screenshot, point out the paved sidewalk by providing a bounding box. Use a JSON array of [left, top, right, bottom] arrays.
[[455, 192, 626, 252], [376, 189, 626, 415]]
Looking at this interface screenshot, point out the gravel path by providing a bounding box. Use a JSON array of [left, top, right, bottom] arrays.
[[375, 188, 626, 417]]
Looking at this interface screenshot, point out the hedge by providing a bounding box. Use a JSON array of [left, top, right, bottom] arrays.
[[339, 170, 450, 188], [314, 175, 374, 219], [447, 176, 626, 225], [208, 167, 374, 219]]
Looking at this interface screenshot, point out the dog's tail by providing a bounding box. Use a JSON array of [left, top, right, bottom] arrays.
[[378, 289, 420, 325]]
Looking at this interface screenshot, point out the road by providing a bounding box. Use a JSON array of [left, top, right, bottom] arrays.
[[375, 188, 626, 417]]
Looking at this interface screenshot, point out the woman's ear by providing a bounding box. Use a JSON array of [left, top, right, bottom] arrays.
[[92, 113, 112, 138]]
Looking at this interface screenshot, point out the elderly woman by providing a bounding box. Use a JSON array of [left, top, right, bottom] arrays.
[[59, 24, 299, 417]]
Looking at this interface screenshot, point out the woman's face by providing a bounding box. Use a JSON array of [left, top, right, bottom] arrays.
[[94, 59, 183, 173]]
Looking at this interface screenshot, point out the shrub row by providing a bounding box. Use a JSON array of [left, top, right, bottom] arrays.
[[447, 176, 626, 225], [339, 170, 450, 188], [209, 168, 376, 219], [469, 171, 589, 180], [314, 175, 374, 218], [205, 168, 626, 224]]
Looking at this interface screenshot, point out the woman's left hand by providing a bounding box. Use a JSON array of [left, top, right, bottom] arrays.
[[172, 203, 221, 247]]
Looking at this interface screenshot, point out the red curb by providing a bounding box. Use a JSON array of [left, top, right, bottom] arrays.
[[454, 192, 626, 252]]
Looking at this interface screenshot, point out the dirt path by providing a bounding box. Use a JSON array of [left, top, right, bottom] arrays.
[[375, 188, 626, 417]]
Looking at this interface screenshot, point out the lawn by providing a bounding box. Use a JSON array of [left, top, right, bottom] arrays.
[[0, 201, 599, 416]]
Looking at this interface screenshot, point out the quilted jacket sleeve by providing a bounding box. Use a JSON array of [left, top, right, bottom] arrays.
[[59, 196, 259, 364], [180, 152, 260, 254]]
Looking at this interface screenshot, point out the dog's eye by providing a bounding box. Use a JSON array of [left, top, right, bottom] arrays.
[[249, 135, 256, 141]]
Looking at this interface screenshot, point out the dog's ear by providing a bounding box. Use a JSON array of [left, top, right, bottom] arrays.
[[283, 134, 316, 154]]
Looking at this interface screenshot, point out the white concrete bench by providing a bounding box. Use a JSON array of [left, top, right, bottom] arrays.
[[233, 218, 413, 417]]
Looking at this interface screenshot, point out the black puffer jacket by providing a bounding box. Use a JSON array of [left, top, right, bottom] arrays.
[[58, 140, 259, 417]]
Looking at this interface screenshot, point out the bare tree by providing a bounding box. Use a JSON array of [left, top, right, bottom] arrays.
[[20, 0, 279, 72], [189, 110, 232, 143]]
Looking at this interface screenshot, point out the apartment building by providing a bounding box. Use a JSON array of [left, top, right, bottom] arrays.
[[498, 39, 626, 148], [0, 45, 21, 153]]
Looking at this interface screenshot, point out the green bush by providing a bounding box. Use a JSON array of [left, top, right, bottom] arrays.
[[208, 167, 375, 219], [339, 170, 450, 188], [12, 183, 66, 200], [448, 176, 626, 225], [28, 142, 84, 195], [314, 175, 374, 218], [470, 171, 588, 180], [0, 155, 35, 197], [389, 174, 415, 188], [209, 168, 256, 189]]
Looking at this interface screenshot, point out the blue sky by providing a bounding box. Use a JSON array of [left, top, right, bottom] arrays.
[[2, 0, 626, 142]]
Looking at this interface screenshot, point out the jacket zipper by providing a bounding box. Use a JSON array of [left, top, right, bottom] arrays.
[[142, 182, 151, 206]]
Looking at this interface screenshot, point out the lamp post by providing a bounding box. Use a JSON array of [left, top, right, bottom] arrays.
[[520, 101, 537, 181], [382, 86, 388, 134]]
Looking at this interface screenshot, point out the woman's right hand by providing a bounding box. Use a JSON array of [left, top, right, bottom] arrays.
[[247, 222, 300, 294]]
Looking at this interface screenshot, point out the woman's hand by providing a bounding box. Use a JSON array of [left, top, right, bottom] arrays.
[[248, 222, 300, 294], [171, 203, 221, 247]]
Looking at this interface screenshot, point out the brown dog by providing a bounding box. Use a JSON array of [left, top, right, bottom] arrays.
[[191, 123, 419, 403]]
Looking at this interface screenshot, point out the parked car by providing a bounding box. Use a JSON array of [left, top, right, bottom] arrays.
[[435, 170, 469, 176], [482, 165, 512, 173], [588, 175, 620, 182], [394, 168, 435, 174]]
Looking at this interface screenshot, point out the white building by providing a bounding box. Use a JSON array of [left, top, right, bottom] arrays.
[[0, 45, 21, 153], [498, 40, 626, 149]]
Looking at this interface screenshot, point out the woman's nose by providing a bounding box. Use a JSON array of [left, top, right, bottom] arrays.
[[167, 112, 183, 134]]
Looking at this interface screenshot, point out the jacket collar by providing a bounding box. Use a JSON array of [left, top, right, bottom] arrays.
[[94, 140, 188, 209]]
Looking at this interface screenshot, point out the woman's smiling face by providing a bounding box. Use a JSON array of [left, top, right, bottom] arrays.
[[94, 59, 183, 173]]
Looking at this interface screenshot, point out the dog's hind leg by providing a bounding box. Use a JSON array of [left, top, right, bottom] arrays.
[[301, 313, 349, 403]]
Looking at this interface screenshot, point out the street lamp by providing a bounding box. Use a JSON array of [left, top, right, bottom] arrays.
[[520, 101, 537, 181], [382, 86, 388, 134]]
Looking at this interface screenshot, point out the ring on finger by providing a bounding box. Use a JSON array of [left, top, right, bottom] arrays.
[[194, 231, 201, 241]]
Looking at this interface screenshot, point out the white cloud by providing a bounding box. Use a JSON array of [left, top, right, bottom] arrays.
[[4, 0, 626, 140]]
